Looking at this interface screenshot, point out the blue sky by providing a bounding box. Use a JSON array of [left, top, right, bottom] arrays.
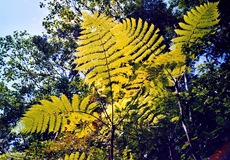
[[0, 0, 170, 38], [0, 0, 48, 37]]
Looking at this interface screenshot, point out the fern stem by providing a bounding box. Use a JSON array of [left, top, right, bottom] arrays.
[[98, 35, 114, 123], [99, 34, 115, 159], [109, 125, 115, 160], [103, 51, 114, 124]]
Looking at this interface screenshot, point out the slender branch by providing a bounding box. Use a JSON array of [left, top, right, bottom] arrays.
[[174, 79, 197, 160], [100, 102, 112, 124], [168, 137, 174, 160]]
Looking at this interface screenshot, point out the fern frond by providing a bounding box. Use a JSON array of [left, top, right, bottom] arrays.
[[14, 94, 99, 136], [73, 12, 165, 97], [151, 2, 219, 81], [170, 2, 219, 56]]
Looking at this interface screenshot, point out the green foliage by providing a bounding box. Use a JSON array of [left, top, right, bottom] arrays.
[[0, 82, 27, 154], [0, 31, 86, 101], [0, 29, 88, 154], [14, 94, 100, 138], [8, 1, 225, 159], [183, 61, 230, 157], [71, 2, 220, 127]]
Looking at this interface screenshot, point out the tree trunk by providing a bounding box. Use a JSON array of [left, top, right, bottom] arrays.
[[174, 80, 197, 160]]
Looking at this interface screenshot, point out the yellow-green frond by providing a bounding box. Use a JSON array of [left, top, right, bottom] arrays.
[[170, 2, 219, 53], [160, 2, 220, 81], [14, 94, 98, 135], [73, 12, 165, 98]]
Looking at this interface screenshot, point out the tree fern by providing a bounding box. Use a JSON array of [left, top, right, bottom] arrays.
[[12, 2, 220, 159]]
